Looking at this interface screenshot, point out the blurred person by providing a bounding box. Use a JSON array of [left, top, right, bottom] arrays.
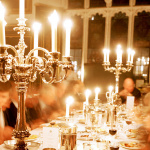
[[57, 80, 85, 112], [143, 92, 150, 106], [0, 81, 17, 144], [26, 84, 62, 129], [119, 78, 141, 104]]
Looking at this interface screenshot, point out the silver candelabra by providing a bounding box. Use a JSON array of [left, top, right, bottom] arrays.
[[0, 7, 73, 150], [103, 45, 135, 103]]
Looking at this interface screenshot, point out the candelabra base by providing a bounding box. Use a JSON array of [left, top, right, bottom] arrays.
[[113, 94, 122, 105], [14, 140, 28, 150]]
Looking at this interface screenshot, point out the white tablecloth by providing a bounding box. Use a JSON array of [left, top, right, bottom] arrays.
[[0, 121, 142, 150]]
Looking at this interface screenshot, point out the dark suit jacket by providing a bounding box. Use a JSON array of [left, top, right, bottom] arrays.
[[120, 87, 141, 104], [4, 102, 17, 128]]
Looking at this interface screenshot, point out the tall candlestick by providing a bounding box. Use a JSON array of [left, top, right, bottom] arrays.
[[0, 2, 5, 46], [66, 96, 74, 118], [48, 10, 59, 52], [85, 89, 91, 105], [32, 22, 41, 57], [95, 87, 100, 100], [64, 19, 72, 57], [19, 0, 25, 18]]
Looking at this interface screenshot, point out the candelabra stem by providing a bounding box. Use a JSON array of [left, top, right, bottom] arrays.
[[13, 84, 30, 150]]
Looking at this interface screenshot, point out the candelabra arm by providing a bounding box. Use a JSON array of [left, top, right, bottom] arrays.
[[41, 74, 54, 84], [25, 47, 50, 63], [6, 45, 18, 57]]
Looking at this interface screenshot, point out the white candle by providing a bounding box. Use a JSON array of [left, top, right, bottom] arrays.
[[66, 96, 74, 118], [116, 45, 122, 63], [131, 50, 135, 64], [85, 89, 91, 105], [127, 48, 131, 62], [32, 22, 41, 56], [0, 2, 5, 46], [108, 86, 113, 98], [103, 49, 107, 62], [19, 0, 25, 18], [120, 49, 122, 63], [48, 10, 59, 52], [106, 49, 110, 62], [77, 70, 81, 79], [64, 19, 72, 57], [95, 87, 100, 100]]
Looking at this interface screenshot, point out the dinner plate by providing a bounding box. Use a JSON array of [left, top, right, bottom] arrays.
[[25, 134, 39, 142], [120, 141, 145, 149], [12, 134, 39, 142], [4, 140, 40, 149]]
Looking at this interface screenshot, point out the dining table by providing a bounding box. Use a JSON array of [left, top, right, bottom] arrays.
[[0, 116, 143, 150]]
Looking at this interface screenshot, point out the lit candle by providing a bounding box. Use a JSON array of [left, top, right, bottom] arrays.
[[141, 65, 144, 74], [116, 45, 122, 63], [108, 86, 113, 98], [95, 87, 100, 100], [32, 22, 41, 56], [48, 10, 59, 52], [77, 70, 81, 79], [66, 96, 74, 118], [64, 19, 73, 57], [106, 49, 110, 62], [0, 2, 5, 46], [131, 50, 135, 64], [127, 48, 131, 63], [19, 0, 25, 18], [85, 89, 91, 105], [103, 49, 107, 62]]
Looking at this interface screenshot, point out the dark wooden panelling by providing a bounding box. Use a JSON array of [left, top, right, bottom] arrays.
[[88, 14, 105, 63], [134, 11, 150, 47], [136, 0, 150, 5], [110, 12, 128, 64], [70, 16, 83, 49], [2, 0, 32, 14], [90, 0, 106, 8], [68, 0, 84, 9], [112, 0, 129, 6]]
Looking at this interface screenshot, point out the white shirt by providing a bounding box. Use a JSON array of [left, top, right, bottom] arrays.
[[0, 108, 5, 128]]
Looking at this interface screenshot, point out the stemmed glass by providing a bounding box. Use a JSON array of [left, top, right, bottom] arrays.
[[109, 124, 119, 150]]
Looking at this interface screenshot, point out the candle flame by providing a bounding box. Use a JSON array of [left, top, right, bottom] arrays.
[[95, 87, 100, 93], [48, 10, 59, 25], [127, 48, 131, 53], [77, 70, 81, 76], [103, 48, 109, 53], [108, 86, 113, 92], [63, 19, 73, 29], [117, 44, 122, 49], [131, 50, 135, 56], [32, 22, 41, 32], [85, 89, 91, 96], [66, 96, 74, 105]]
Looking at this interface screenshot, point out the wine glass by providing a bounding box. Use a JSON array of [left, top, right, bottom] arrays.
[[109, 124, 119, 150]]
